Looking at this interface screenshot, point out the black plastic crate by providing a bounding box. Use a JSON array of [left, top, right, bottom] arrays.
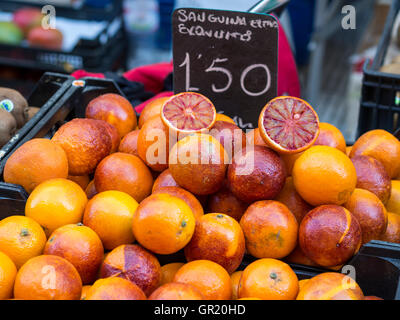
[[0, 77, 125, 217], [358, 0, 400, 137], [0, 72, 73, 163], [0, 0, 127, 72], [155, 242, 400, 300]]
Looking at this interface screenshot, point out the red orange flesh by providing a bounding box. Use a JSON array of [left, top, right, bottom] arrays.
[[161, 92, 216, 134], [258, 96, 319, 154]]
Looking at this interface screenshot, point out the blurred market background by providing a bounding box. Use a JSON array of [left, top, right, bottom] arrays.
[[0, 0, 398, 142]]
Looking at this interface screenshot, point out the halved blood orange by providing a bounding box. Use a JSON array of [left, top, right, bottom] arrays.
[[258, 96, 320, 154], [161, 92, 216, 134]]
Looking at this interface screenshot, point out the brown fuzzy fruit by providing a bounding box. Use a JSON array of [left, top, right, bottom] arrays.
[[0, 108, 17, 147], [184, 213, 245, 274], [100, 244, 161, 296], [351, 155, 391, 204], [0, 87, 29, 128], [275, 177, 313, 223], [169, 133, 228, 195], [228, 145, 286, 203], [51, 118, 112, 176], [27, 106, 40, 121], [299, 205, 362, 267], [344, 188, 388, 244], [240, 200, 298, 259]]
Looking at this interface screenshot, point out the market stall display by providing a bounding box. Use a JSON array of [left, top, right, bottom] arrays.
[[0, 76, 400, 299]]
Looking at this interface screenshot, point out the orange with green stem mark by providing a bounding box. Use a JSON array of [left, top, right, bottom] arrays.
[[240, 200, 298, 259], [44, 223, 104, 285], [153, 186, 204, 221], [0, 216, 46, 269], [132, 193, 196, 255], [238, 258, 299, 300], [25, 178, 88, 237]]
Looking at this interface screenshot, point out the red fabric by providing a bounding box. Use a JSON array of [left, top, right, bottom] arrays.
[[276, 18, 301, 97], [134, 91, 174, 113], [71, 70, 105, 79], [123, 62, 173, 94]]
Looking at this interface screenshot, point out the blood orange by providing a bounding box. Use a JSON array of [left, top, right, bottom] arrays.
[[161, 92, 216, 134], [258, 96, 320, 154]]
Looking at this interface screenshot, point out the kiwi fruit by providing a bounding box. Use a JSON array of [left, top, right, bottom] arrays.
[[27, 106, 40, 121], [0, 108, 17, 148], [0, 88, 29, 128]]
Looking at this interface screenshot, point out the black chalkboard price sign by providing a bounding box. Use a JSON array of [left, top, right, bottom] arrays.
[[172, 8, 279, 129]]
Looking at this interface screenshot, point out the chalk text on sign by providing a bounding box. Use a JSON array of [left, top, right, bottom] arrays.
[[178, 24, 252, 42]]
